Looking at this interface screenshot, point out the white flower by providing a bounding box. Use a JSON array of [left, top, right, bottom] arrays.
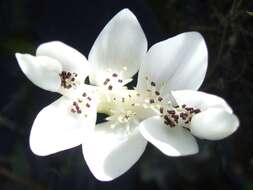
[[136, 32, 239, 157], [15, 8, 239, 182], [16, 41, 98, 156]]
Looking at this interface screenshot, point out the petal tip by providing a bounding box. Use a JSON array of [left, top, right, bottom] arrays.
[[36, 41, 65, 55], [15, 53, 33, 72], [191, 108, 240, 140], [114, 8, 139, 25], [15, 52, 22, 59], [29, 137, 50, 157], [118, 8, 135, 16], [231, 114, 240, 133], [15, 52, 27, 62]]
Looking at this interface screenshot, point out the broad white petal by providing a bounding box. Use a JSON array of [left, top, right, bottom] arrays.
[[36, 41, 91, 79], [30, 96, 97, 156], [88, 9, 147, 86], [137, 32, 207, 93], [16, 53, 62, 92], [190, 108, 239, 140], [172, 90, 232, 113], [82, 121, 147, 181], [139, 116, 198, 156]]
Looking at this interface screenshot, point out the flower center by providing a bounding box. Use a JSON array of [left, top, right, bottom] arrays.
[[63, 72, 201, 131]]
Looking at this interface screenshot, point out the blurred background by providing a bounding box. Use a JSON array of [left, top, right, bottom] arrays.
[[0, 0, 252, 189]]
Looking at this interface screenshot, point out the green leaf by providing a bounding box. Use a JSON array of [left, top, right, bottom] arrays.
[[246, 11, 253, 16]]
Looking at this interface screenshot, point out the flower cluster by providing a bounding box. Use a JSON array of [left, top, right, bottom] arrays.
[[15, 9, 239, 181]]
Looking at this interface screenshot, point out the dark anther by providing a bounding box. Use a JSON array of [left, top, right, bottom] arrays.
[[118, 79, 123, 83], [87, 97, 92, 101], [104, 78, 110, 85], [108, 85, 113, 90], [171, 114, 179, 120], [158, 97, 163, 102], [67, 72, 71, 78], [167, 110, 175, 115], [160, 107, 164, 114], [86, 103, 90, 108], [164, 115, 175, 127], [149, 99, 155, 104], [112, 73, 118, 77], [155, 91, 160, 96], [82, 92, 87, 97], [194, 109, 201, 113], [71, 109, 76, 113], [180, 113, 188, 120], [150, 81, 156, 86], [164, 115, 169, 121], [182, 104, 186, 108]]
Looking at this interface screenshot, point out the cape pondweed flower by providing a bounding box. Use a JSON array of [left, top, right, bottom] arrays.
[[15, 9, 239, 181]]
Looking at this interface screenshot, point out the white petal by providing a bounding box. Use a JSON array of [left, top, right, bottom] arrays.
[[190, 108, 239, 140], [16, 53, 62, 92], [137, 32, 207, 93], [30, 96, 97, 156], [36, 41, 91, 78], [139, 116, 198, 156], [88, 9, 147, 86], [172, 90, 232, 113], [82, 121, 147, 181]]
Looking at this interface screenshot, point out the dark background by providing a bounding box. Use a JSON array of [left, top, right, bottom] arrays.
[[0, 0, 252, 189]]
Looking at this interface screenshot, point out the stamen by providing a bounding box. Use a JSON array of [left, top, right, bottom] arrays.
[[108, 85, 113, 90], [151, 81, 156, 87], [167, 110, 175, 115], [104, 78, 110, 85], [112, 73, 118, 77], [194, 109, 201, 113], [160, 104, 201, 128], [59, 71, 78, 89], [157, 97, 163, 102], [155, 91, 160, 96], [70, 90, 95, 117], [149, 99, 155, 104]]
